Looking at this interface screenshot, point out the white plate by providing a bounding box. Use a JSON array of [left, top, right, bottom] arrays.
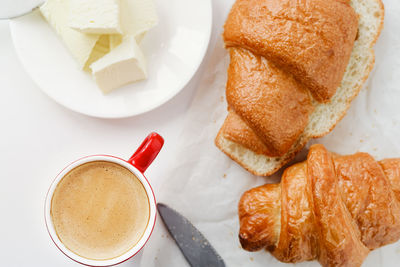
[[9, 0, 212, 118]]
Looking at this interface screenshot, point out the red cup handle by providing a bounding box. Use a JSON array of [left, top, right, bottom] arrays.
[[128, 132, 164, 173]]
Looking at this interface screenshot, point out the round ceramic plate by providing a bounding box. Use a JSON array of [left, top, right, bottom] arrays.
[[10, 0, 212, 118]]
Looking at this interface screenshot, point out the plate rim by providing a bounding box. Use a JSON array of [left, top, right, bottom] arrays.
[[9, 0, 213, 119]]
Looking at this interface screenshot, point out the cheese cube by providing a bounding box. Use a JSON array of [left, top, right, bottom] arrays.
[[84, 35, 111, 71], [40, 0, 100, 69], [120, 0, 158, 39], [69, 0, 122, 34], [90, 36, 147, 93]]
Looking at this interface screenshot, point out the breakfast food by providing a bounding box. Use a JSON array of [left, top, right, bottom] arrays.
[[51, 161, 150, 260], [40, 0, 157, 93], [40, 0, 100, 69], [215, 0, 384, 176], [69, 0, 122, 34], [239, 144, 400, 267], [90, 36, 147, 93]]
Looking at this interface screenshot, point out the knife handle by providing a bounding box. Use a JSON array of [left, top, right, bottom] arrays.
[[128, 132, 164, 173]]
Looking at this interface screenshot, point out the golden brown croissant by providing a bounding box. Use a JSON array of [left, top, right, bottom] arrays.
[[215, 0, 384, 176], [239, 144, 400, 267]]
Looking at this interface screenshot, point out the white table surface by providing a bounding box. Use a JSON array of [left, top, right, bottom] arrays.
[[0, 1, 232, 266]]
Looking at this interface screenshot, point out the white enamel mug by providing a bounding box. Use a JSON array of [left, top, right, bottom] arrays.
[[44, 133, 164, 266]]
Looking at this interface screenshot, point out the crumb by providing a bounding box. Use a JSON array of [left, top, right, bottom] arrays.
[[349, 132, 353, 136], [220, 96, 224, 102], [374, 109, 377, 114], [223, 174, 227, 178], [360, 139, 364, 143], [373, 147, 377, 151], [250, 257, 254, 261], [213, 119, 217, 123]]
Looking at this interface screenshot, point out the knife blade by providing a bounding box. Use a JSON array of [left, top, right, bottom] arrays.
[[157, 203, 226, 267]]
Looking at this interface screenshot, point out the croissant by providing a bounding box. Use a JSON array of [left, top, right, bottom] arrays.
[[239, 144, 400, 267], [215, 0, 384, 176]]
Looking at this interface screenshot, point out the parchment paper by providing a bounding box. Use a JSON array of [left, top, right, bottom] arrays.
[[142, 0, 400, 266]]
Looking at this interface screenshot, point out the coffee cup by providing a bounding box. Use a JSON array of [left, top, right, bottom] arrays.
[[44, 132, 164, 266]]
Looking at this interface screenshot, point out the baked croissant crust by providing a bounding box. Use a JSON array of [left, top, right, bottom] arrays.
[[220, 0, 358, 157], [239, 144, 400, 267]]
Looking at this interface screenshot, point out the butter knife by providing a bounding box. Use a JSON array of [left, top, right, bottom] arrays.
[[157, 203, 226, 267]]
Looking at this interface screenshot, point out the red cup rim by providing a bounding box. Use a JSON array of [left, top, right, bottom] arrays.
[[44, 154, 157, 266]]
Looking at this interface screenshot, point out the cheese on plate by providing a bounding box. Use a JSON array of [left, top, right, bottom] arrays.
[[120, 0, 158, 40], [108, 0, 159, 48], [90, 36, 147, 94], [41, 0, 158, 92], [40, 0, 100, 69], [84, 35, 111, 70], [69, 0, 122, 34]]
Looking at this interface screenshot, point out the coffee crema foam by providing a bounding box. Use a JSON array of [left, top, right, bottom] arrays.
[[51, 161, 150, 260]]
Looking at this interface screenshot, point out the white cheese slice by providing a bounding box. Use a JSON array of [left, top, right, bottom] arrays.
[[69, 0, 122, 34], [40, 0, 100, 69], [120, 0, 158, 39], [108, 0, 158, 52], [109, 34, 123, 50], [84, 35, 111, 71], [90, 36, 147, 94]]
